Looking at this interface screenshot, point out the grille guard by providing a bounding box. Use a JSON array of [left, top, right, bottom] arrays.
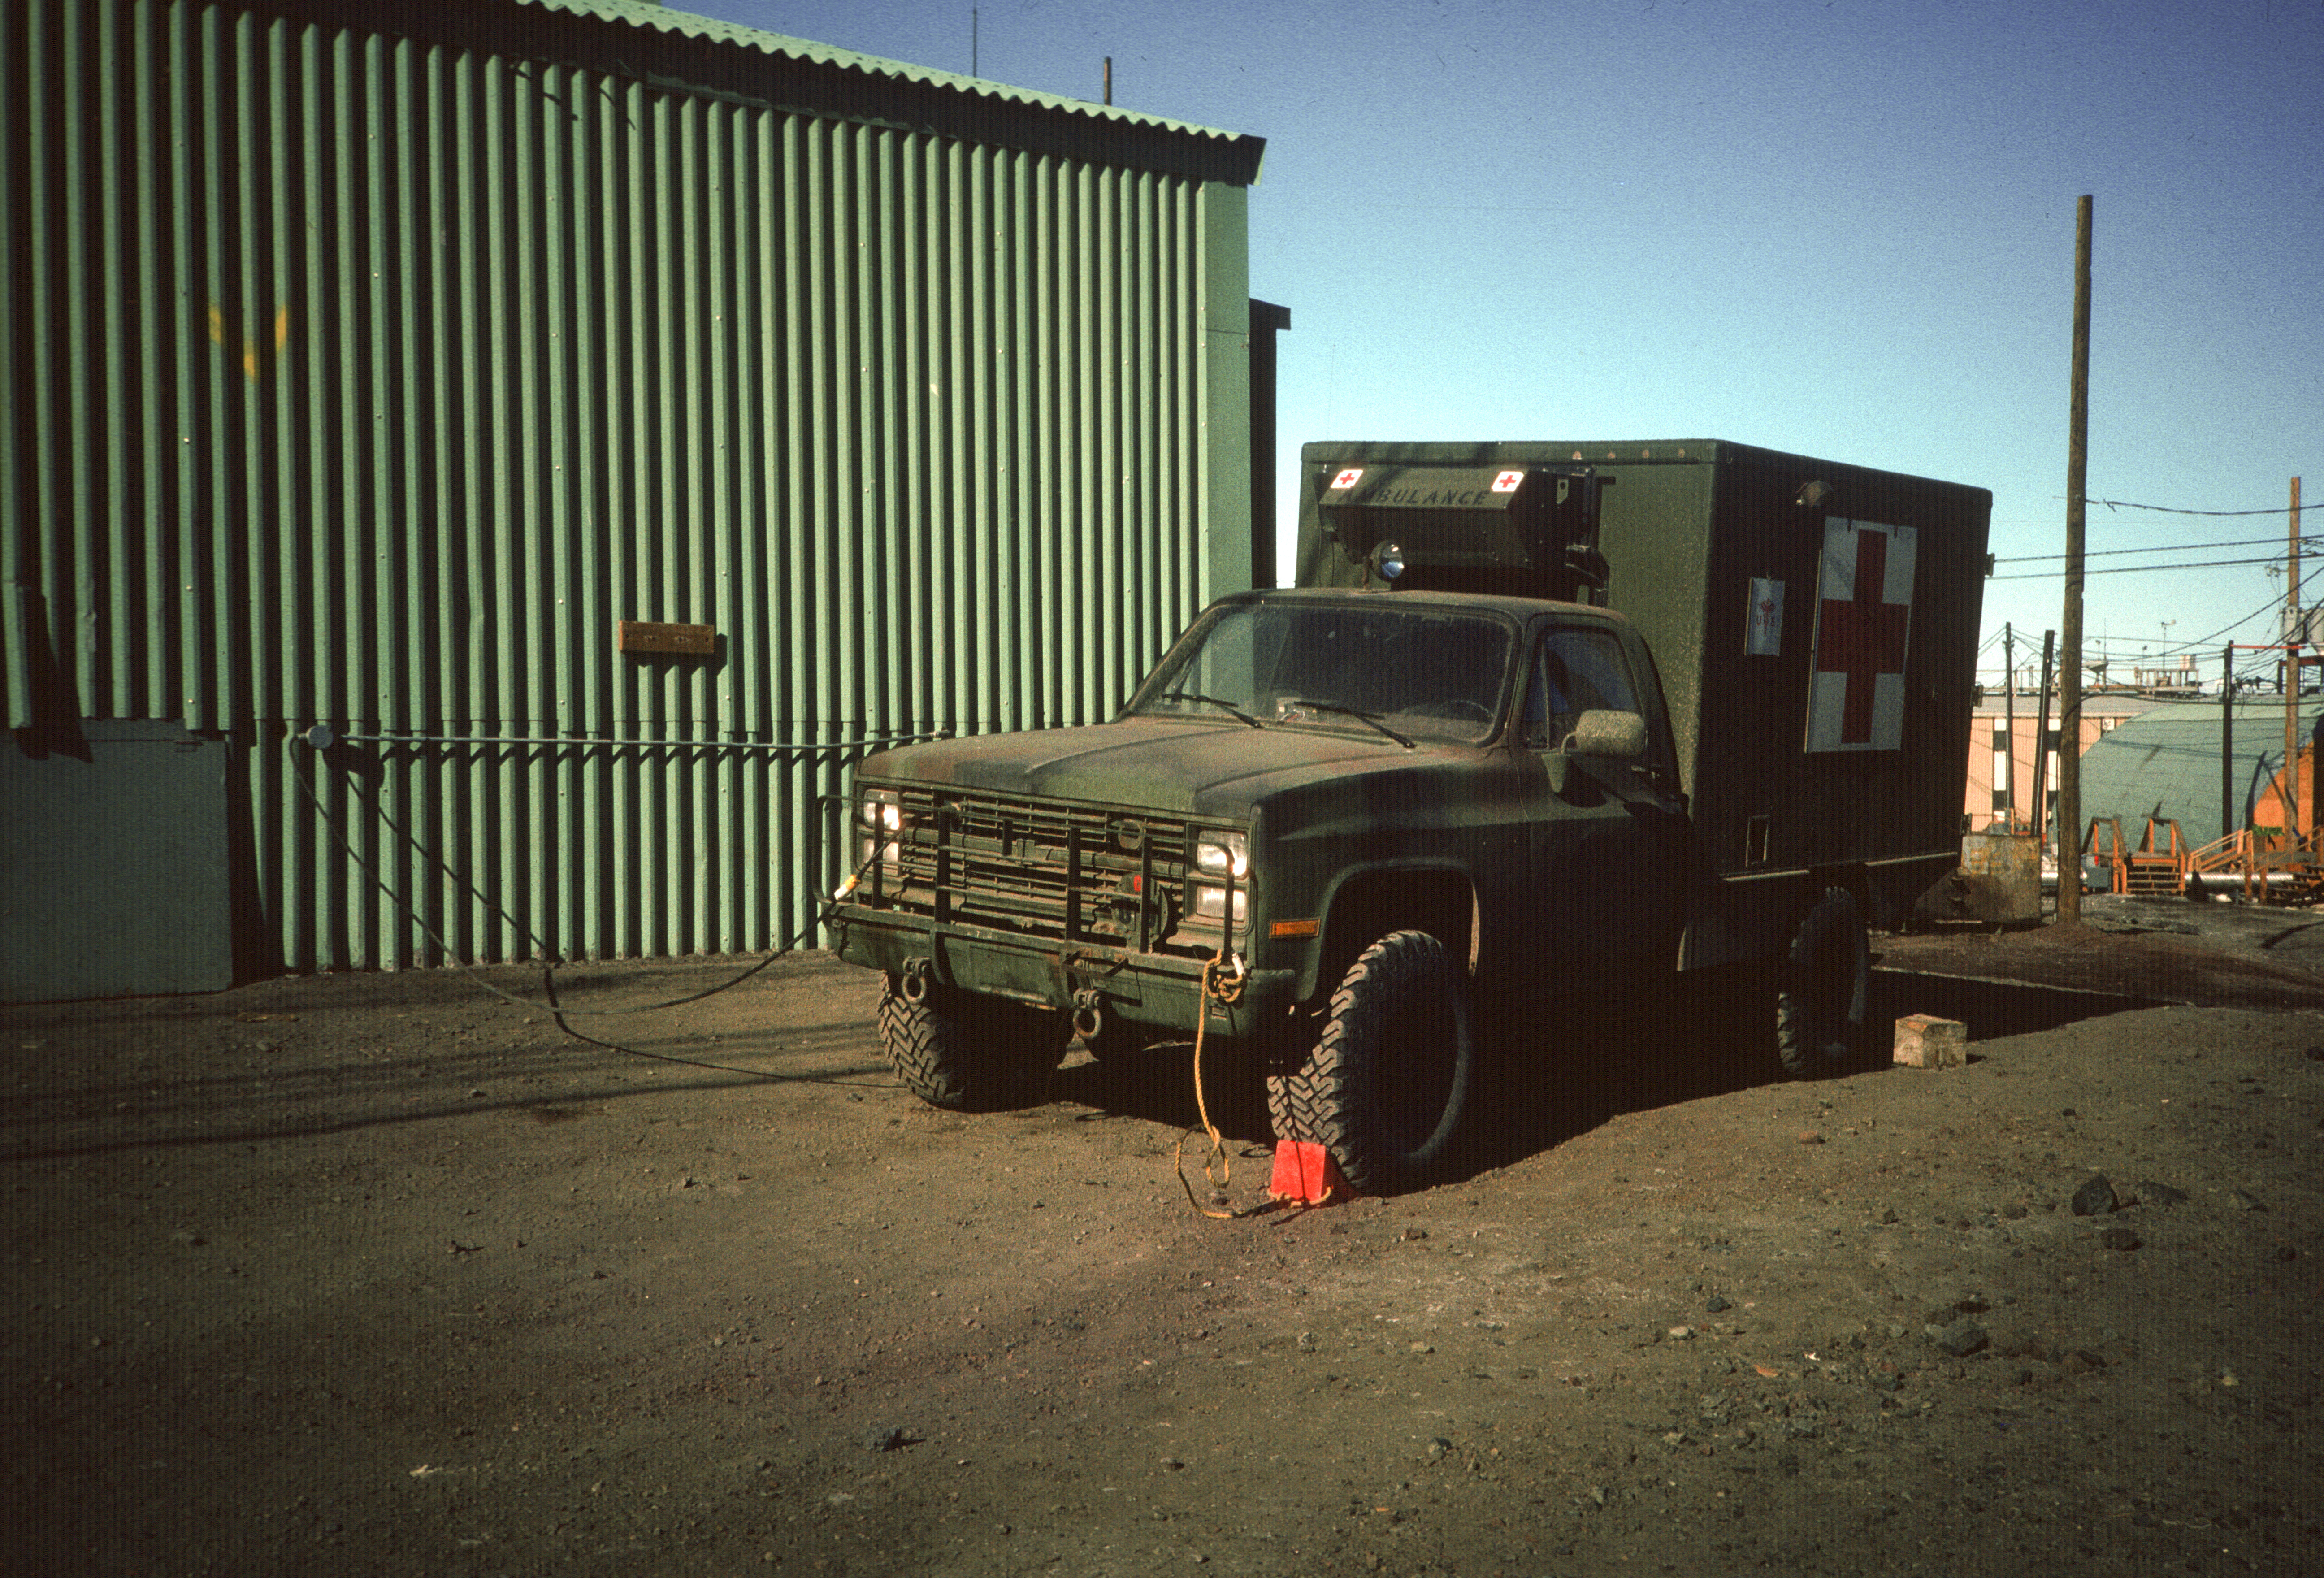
[[857, 786, 1245, 958]]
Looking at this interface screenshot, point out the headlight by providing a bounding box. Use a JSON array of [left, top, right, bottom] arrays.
[[1192, 830, 1248, 927], [856, 788, 903, 877], [1192, 885, 1247, 923], [1194, 832, 1248, 879], [858, 789, 902, 832]]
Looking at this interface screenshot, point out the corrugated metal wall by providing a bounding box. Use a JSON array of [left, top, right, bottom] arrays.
[[0, 0, 1255, 971]]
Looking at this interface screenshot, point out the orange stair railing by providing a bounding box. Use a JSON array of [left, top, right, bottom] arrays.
[[2084, 817, 2128, 896], [2121, 818, 2188, 896]]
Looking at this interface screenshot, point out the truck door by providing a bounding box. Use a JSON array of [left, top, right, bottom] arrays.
[[1516, 621, 1690, 975]]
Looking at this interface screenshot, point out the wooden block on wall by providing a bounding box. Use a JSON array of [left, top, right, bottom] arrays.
[[616, 620, 716, 657]]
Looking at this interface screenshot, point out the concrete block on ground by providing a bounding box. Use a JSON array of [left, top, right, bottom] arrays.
[[1893, 1014, 1967, 1069]]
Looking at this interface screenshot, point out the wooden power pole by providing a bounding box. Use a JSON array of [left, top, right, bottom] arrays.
[[2289, 477, 2303, 842], [2033, 629, 2056, 845], [2058, 195, 2091, 924], [2002, 624, 2016, 826], [2222, 644, 2235, 843]]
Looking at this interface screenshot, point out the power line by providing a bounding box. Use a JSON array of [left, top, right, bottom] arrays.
[[2030, 607, 2288, 653], [2078, 597, 2287, 656], [1980, 590, 2286, 679], [1993, 532, 2320, 565], [1989, 592, 2296, 674], [1989, 553, 2289, 582], [2068, 496, 2310, 518], [2166, 589, 2290, 656]]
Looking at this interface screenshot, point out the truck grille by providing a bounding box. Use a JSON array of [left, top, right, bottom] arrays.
[[862, 788, 1225, 952]]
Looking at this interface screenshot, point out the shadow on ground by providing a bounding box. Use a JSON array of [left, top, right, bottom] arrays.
[[1050, 1041, 1275, 1145], [1026, 962, 2173, 1196], [1869, 968, 2167, 1040], [1470, 966, 2166, 1181], [1044, 963, 2171, 1194]]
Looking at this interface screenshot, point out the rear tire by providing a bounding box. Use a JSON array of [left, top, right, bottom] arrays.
[[1265, 930, 1475, 1193], [1775, 886, 1871, 1076], [877, 981, 1069, 1111]]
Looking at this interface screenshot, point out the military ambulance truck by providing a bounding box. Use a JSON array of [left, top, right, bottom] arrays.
[[828, 440, 1990, 1191]]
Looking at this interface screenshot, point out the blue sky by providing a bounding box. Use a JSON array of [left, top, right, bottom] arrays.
[[679, 0, 2321, 690]]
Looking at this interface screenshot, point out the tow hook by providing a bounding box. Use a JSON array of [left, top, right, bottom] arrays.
[[899, 956, 934, 1003], [1208, 952, 1248, 1004], [1070, 989, 1106, 1040]]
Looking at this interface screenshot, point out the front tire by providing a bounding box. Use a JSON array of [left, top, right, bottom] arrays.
[[1775, 886, 1871, 1076], [1266, 931, 1476, 1193], [877, 981, 1069, 1111]]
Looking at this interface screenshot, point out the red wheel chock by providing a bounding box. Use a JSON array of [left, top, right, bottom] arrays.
[[1268, 1140, 1352, 1206]]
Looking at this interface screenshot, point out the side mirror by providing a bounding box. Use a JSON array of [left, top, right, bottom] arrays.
[[1566, 709, 1647, 760], [1545, 709, 1647, 793]]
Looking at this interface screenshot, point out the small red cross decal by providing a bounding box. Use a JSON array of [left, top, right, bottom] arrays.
[[1815, 529, 1908, 744]]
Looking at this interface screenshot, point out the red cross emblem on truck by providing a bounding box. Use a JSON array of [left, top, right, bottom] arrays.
[[1806, 521, 1915, 752]]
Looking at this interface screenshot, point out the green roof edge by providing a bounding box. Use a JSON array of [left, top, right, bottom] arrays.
[[241, 0, 1267, 185]]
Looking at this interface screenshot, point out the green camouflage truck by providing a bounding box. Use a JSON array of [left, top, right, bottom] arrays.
[[828, 439, 1991, 1191]]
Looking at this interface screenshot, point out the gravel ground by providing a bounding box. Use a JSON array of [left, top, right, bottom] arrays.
[[5, 894, 2322, 1577]]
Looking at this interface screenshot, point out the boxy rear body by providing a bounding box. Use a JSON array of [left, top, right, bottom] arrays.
[[1295, 439, 1992, 966]]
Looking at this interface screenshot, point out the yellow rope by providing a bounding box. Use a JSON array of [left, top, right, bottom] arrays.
[[1174, 953, 1244, 1220]]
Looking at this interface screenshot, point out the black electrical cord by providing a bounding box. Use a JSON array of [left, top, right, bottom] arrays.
[[292, 746, 880, 1061]]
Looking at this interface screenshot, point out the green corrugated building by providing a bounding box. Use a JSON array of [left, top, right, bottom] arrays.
[[0, 0, 1274, 998]]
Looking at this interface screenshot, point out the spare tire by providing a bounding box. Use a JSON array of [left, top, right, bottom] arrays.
[[1776, 886, 1871, 1077]]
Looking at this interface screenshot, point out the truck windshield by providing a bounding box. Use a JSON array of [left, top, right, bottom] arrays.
[[1131, 602, 1515, 746]]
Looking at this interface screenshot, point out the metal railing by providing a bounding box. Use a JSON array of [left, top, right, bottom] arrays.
[[2097, 819, 2324, 904]]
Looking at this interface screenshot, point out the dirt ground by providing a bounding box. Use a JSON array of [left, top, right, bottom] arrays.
[[6, 895, 2323, 1578]]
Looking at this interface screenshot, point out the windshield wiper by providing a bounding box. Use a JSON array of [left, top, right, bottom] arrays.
[[1280, 698, 1414, 750], [1155, 690, 1266, 729]]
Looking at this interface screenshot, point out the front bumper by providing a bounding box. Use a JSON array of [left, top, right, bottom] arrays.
[[831, 903, 1297, 1040]]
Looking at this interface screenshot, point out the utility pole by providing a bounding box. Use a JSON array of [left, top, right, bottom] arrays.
[[2002, 624, 2016, 828], [2033, 630, 2056, 848], [2058, 195, 2091, 924], [2222, 645, 2234, 844], [2289, 477, 2303, 844]]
